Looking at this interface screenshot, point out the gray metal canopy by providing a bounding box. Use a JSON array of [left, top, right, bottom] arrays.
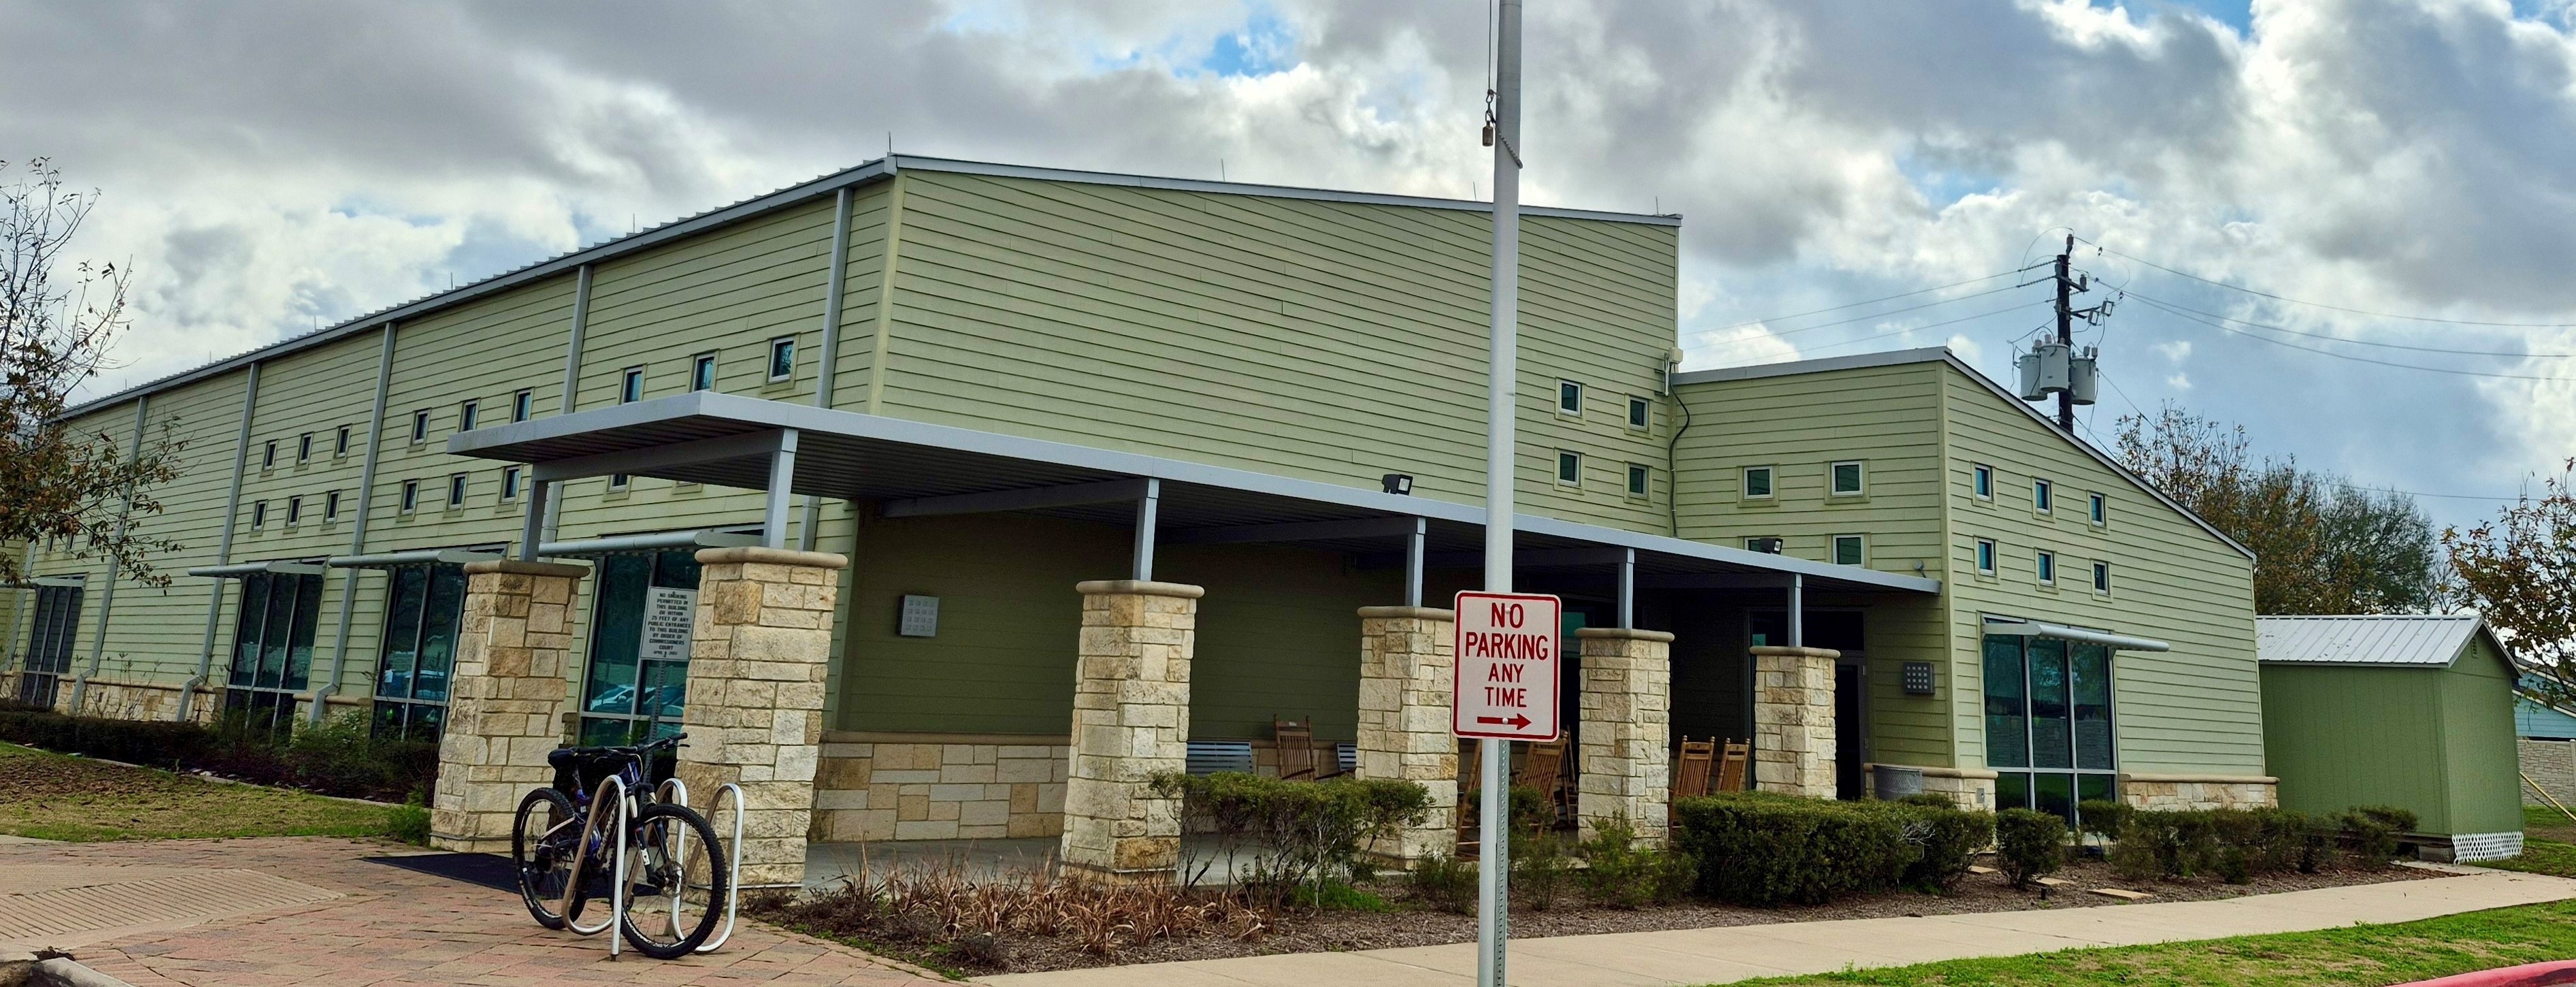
[[448, 390, 1941, 596], [187, 559, 331, 579]]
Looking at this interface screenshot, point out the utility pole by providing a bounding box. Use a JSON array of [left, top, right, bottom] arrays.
[[1480, 3, 1522, 987], [2053, 234, 2075, 432]]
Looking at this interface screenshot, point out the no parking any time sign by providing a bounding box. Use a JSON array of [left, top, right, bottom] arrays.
[[1452, 590, 1562, 741]]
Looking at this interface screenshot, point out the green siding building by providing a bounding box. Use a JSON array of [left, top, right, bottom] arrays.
[[2258, 615, 2525, 861], [3, 157, 2274, 880]]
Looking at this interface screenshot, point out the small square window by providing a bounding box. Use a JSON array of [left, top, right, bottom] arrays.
[[693, 353, 718, 391], [325, 489, 341, 522], [513, 390, 533, 423], [501, 466, 523, 502], [1743, 466, 1774, 499], [1973, 464, 1994, 500], [2034, 479, 2053, 513], [1746, 536, 1785, 554], [767, 338, 796, 382], [2089, 492, 2107, 526], [608, 473, 631, 491], [262, 440, 278, 470], [410, 410, 429, 443], [1976, 538, 1997, 575], [621, 368, 645, 404], [1626, 463, 1649, 498], [1557, 380, 1583, 416], [1556, 450, 1582, 486], [286, 496, 302, 526], [2037, 551, 2057, 585], [297, 432, 313, 464], [1831, 461, 1866, 496], [459, 401, 478, 432], [447, 473, 467, 508], [1832, 534, 1864, 566], [400, 479, 419, 513], [251, 500, 268, 529], [335, 425, 350, 457], [2093, 560, 2111, 594], [1627, 395, 1649, 430]]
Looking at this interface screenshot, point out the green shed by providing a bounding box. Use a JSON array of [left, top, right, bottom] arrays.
[[2257, 615, 2524, 861]]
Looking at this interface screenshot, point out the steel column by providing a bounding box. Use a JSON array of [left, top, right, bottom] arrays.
[[799, 187, 857, 552], [1787, 573, 1804, 649], [1617, 547, 1636, 629], [543, 264, 593, 543], [518, 481, 553, 562], [1404, 517, 1427, 609], [761, 429, 801, 549], [309, 321, 399, 724], [1131, 478, 1161, 582], [179, 362, 261, 722]]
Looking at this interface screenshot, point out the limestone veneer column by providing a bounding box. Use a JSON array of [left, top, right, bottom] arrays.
[[1060, 579, 1202, 884], [1576, 626, 1675, 843], [675, 546, 849, 888], [1355, 605, 1457, 865], [432, 560, 589, 852], [1750, 645, 1840, 798]]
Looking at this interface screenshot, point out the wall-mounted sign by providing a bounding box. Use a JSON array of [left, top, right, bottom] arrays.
[[641, 586, 697, 662]]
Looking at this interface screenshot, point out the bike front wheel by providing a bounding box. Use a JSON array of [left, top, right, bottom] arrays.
[[511, 787, 588, 931], [618, 802, 730, 959]]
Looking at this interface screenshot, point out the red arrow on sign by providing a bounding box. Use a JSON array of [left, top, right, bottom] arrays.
[[1474, 714, 1532, 729]]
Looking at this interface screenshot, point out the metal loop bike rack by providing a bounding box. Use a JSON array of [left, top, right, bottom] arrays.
[[557, 775, 629, 955], [697, 782, 747, 952]]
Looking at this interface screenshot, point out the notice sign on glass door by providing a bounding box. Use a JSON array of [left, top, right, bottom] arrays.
[[642, 586, 697, 662], [1452, 590, 1562, 741]]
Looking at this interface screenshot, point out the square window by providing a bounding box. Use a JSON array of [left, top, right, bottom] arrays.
[[608, 473, 630, 491], [325, 490, 340, 522], [447, 473, 467, 508], [2089, 492, 2107, 525], [767, 338, 796, 382], [1743, 466, 1774, 499], [263, 440, 278, 469], [512, 390, 532, 423], [501, 466, 522, 501], [1555, 450, 1582, 486], [2038, 551, 2057, 585], [1626, 463, 1649, 498], [2034, 479, 2053, 513], [1973, 464, 1994, 500], [410, 410, 429, 443], [459, 401, 478, 432], [1627, 395, 1649, 430], [2093, 560, 2111, 594], [400, 480, 419, 513], [693, 353, 718, 391], [1832, 534, 1864, 566], [1557, 380, 1582, 415], [1746, 536, 1785, 554], [297, 432, 313, 463], [335, 425, 350, 457], [621, 368, 644, 404], [252, 500, 267, 529], [1976, 538, 1997, 575], [286, 496, 302, 526], [1831, 461, 1866, 496]]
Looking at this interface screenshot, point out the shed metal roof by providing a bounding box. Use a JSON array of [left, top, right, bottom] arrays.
[[2256, 615, 2490, 668]]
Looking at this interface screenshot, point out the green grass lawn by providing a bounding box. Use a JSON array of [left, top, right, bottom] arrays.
[[0, 741, 408, 841], [1728, 901, 2576, 986]]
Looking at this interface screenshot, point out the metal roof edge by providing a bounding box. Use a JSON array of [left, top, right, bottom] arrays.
[[1669, 347, 1951, 387], [896, 156, 1683, 227]]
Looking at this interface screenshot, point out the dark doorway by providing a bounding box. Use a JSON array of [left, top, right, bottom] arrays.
[[1835, 663, 1866, 799]]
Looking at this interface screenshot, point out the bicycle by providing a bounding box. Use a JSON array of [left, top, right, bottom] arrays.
[[510, 733, 731, 959]]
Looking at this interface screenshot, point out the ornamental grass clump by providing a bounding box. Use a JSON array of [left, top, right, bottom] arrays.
[[755, 856, 1272, 964], [1576, 814, 1696, 908]]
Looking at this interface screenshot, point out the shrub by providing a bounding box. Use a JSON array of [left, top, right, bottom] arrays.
[[2076, 799, 2132, 843], [1994, 809, 2066, 888], [1578, 814, 1695, 908], [2277, 809, 2339, 873], [1511, 826, 1575, 911], [1406, 853, 1476, 913], [1671, 793, 1917, 906], [1888, 800, 1994, 893], [2341, 805, 2420, 862], [0, 705, 435, 803], [1155, 771, 1432, 904], [388, 792, 431, 846]]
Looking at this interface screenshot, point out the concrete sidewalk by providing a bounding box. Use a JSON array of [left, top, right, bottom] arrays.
[[981, 869, 2576, 987]]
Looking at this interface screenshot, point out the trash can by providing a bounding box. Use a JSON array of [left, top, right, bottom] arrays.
[[1872, 764, 1925, 800]]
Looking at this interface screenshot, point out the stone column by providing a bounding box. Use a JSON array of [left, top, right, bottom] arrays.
[[1355, 605, 1457, 866], [432, 560, 588, 852], [1577, 626, 1675, 843], [675, 547, 848, 888], [1060, 580, 1201, 885], [1750, 645, 1840, 798]]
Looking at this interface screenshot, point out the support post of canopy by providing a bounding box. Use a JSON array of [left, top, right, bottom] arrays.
[[761, 429, 801, 549], [1405, 517, 1427, 609], [1131, 478, 1161, 582]]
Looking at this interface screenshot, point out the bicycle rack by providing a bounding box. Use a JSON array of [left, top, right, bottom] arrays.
[[557, 775, 630, 957], [698, 782, 746, 953]]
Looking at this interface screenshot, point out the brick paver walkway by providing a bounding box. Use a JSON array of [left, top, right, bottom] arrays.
[[0, 837, 944, 986]]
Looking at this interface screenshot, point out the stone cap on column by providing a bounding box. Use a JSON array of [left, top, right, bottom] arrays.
[[1357, 606, 1455, 620], [1576, 626, 1675, 643], [1748, 645, 1841, 660], [462, 560, 590, 579], [1074, 579, 1205, 599], [695, 547, 851, 569]]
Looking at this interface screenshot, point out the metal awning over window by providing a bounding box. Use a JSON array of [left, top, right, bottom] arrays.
[[1985, 617, 2170, 652], [328, 548, 506, 570], [542, 529, 760, 559], [6, 576, 86, 589], [187, 559, 330, 579]]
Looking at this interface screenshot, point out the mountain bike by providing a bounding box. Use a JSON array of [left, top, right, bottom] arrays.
[[510, 733, 731, 959]]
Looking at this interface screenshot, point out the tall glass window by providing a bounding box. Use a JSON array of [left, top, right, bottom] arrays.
[[1985, 632, 2117, 825], [222, 572, 324, 737], [15, 583, 83, 708], [373, 563, 467, 741], [580, 550, 703, 745]]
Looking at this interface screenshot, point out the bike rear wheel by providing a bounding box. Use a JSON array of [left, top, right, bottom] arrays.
[[511, 788, 588, 931], [618, 803, 729, 959]]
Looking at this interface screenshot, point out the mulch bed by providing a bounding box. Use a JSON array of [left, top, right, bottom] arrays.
[[758, 854, 2447, 976]]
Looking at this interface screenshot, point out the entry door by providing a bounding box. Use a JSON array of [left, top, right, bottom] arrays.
[[1834, 659, 1866, 799], [579, 550, 703, 745], [16, 585, 82, 708]]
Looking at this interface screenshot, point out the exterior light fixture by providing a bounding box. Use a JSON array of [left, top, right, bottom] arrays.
[[1383, 473, 1414, 496]]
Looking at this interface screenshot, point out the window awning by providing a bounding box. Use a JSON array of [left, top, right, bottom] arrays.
[[327, 548, 506, 570], [4, 576, 86, 589], [1984, 618, 2170, 652], [187, 560, 330, 579], [540, 529, 761, 559]]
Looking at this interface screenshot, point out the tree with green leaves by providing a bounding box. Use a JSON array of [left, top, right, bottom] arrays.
[[2114, 404, 2435, 615], [2443, 463, 2576, 705], [2, 158, 184, 588]]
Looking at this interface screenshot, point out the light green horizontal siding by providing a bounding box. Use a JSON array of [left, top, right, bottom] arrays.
[[1672, 361, 1947, 575], [2441, 639, 2524, 834]]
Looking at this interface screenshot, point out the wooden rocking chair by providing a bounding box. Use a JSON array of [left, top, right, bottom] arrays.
[[1715, 739, 1751, 792], [1673, 737, 1718, 801], [1273, 715, 1344, 781], [1517, 739, 1568, 825]]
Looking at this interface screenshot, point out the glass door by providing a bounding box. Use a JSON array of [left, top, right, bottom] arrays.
[[372, 564, 466, 741], [16, 584, 83, 709], [579, 550, 702, 745]]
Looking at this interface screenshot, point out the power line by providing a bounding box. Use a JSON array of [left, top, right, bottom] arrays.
[[1704, 282, 2029, 347], [1702, 269, 2021, 335], [2128, 295, 2576, 381], [2094, 244, 2576, 328], [2118, 288, 2576, 358]]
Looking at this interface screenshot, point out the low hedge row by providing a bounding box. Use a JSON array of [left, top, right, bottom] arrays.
[[0, 702, 438, 803], [2084, 800, 2419, 882], [1670, 792, 1994, 905]]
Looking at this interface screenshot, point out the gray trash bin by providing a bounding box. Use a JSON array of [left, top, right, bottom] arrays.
[[1872, 764, 1925, 800]]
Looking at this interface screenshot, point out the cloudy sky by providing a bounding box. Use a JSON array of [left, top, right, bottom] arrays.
[[11, 0, 2576, 529]]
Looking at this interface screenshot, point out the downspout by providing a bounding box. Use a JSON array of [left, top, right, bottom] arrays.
[[542, 265, 593, 543], [1662, 348, 1691, 538], [177, 362, 261, 721], [307, 322, 398, 724], [69, 395, 151, 714], [798, 187, 856, 552]]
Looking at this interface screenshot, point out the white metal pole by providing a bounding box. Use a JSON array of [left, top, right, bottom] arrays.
[[1479, 3, 1523, 986]]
